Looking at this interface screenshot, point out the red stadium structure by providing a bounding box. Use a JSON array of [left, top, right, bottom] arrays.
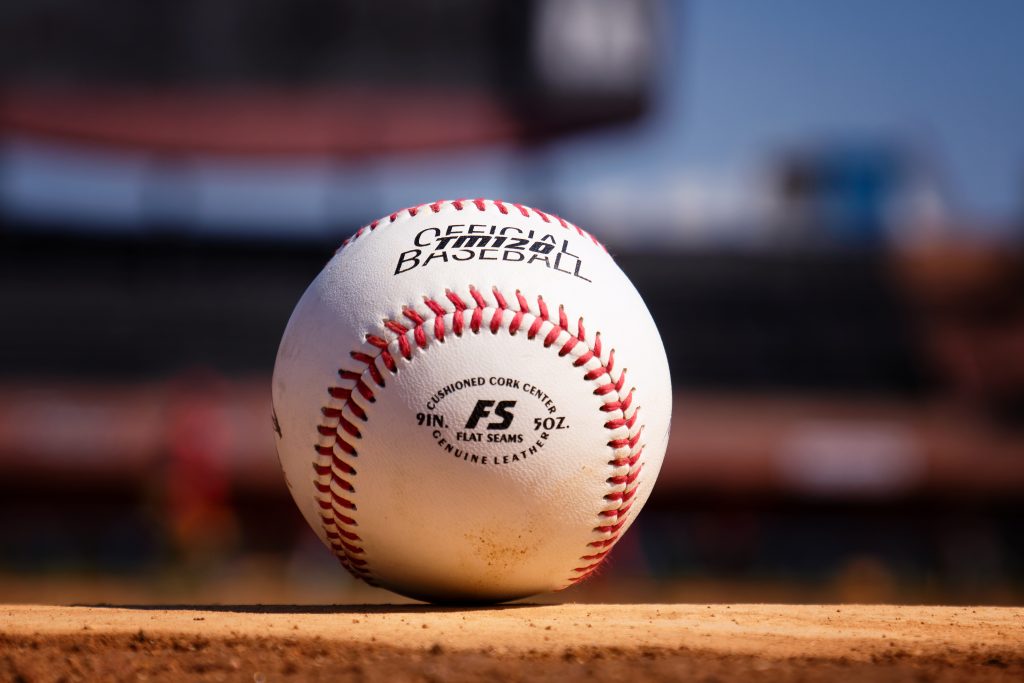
[[0, 0, 658, 156]]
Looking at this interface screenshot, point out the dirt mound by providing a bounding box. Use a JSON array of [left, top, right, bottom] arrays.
[[3, 604, 1022, 682]]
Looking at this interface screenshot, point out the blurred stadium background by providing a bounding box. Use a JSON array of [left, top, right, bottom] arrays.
[[1, 0, 1022, 605]]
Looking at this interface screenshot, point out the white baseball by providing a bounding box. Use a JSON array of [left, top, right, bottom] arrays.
[[272, 198, 671, 602]]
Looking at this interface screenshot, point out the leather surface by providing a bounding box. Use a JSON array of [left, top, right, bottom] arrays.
[[272, 200, 672, 601]]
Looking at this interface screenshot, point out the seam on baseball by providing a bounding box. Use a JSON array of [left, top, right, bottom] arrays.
[[312, 285, 644, 588]]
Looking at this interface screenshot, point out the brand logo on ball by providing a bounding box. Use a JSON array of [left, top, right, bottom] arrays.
[[415, 375, 570, 466], [464, 399, 517, 431], [394, 223, 591, 282]]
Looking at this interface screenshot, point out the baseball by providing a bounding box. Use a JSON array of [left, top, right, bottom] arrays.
[[272, 198, 671, 602]]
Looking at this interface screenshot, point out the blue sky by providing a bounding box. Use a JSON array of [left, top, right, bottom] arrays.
[[549, 0, 1024, 219]]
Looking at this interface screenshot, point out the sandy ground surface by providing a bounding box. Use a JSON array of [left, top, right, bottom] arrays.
[[2, 603, 1022, 682]]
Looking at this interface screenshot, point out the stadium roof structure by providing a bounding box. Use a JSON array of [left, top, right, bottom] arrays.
[[0, 0, 658, 156]]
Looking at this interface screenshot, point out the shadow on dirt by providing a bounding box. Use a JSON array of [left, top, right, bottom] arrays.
[[76, 603, 547, 614]]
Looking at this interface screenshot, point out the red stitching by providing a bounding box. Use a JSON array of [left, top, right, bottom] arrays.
[[312, 288, 644, 587], [337, 199, 605, 251], [402, 308, 425, 326]]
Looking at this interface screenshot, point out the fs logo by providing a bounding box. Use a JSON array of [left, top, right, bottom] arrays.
[[465, 400, 516, 430]]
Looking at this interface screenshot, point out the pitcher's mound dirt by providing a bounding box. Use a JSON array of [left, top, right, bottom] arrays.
[[3, 604, 1022, 682]]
